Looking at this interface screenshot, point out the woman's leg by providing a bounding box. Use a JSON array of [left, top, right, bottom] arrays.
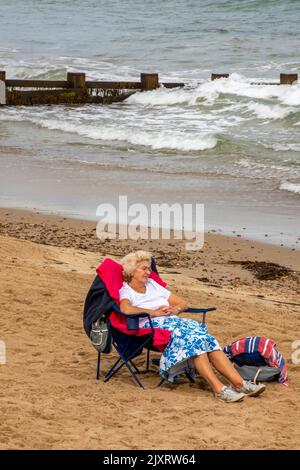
[[193, 353, 225, 394], [207, 350, 243, 388]]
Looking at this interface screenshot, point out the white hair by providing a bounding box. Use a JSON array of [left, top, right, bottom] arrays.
[[120, 250, 152, 282]]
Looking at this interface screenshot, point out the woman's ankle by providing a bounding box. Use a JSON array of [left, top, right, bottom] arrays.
[[213, 383, 224, 394], [232, 379, 244, 389]]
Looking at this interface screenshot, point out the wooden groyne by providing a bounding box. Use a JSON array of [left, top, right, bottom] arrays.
[[0, 71, 298, 106], [0, 72, 184, 106], [212, 72, 298, 85]]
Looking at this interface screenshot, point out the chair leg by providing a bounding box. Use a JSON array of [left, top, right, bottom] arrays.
[[129, 359, 141, 374], [103, 338, 153, 388], [105, 357, 122, 379], [185, 370, 195, 384], [156, 378, 165, 387], [105, 357, 140, 381], [146, 349, 150, 372], [122, 360, 145, 389], [96, 351, 101, 380], [105, 357, 144, 389]]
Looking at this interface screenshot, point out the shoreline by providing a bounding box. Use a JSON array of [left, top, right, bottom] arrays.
[[1, 149, 300, 250], [1, 207, 300, 295], [1, 198, 300, 252]]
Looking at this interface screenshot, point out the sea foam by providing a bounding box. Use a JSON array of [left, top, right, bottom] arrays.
[[247, 102, 294, 120], [280, 181, 300, 194], [33, 118, 218, 152]]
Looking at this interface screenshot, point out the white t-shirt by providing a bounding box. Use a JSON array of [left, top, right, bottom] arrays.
[[119, 278, 173, 327]]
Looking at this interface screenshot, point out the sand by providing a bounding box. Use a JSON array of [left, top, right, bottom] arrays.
[[0, 208, 299, 450]]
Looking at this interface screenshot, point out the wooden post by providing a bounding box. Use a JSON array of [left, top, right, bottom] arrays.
[[67, 72, 86, 88], [211, 73, 229, 81], [0, 71, 6, 105], [280, 73, 298, 85], [140, 73, 159, 91]]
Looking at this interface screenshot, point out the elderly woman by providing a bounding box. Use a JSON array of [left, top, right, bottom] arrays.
[[119, 250, 266, 403]]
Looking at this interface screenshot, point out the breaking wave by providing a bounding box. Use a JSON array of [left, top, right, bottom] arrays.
[[280, 181, 300, 194]]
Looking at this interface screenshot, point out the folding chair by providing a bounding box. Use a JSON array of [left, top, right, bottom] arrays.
[[101, 305, 216, 388], [83, 257, 216, 388]]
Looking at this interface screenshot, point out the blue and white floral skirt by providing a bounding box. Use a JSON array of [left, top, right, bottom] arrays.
[[143, 316, 221, 382]]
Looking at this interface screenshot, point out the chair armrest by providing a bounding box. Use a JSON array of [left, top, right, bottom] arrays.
[[112, 304, 154, 333], [185, 307, 216, 313], [184, 307, 216, 325]]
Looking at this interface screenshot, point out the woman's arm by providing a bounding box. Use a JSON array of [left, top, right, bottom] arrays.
[[120, 298, 171, 317], [167, 293, 188, 314]]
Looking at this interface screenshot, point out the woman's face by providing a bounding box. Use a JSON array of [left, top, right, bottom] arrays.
[[132, 260, 151, 283]]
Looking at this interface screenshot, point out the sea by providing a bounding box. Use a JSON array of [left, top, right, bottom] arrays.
[[0, 0, 299, 247]]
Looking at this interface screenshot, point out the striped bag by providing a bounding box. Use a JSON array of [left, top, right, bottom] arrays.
[[223, 336, 288, 386]]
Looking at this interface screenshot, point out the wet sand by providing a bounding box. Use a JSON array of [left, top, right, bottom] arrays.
[[1, 149, 300, 249], [0, 208, 300, 450]]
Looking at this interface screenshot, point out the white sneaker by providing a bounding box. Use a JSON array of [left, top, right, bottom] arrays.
[[216, 386, 245, 403], [236, 380, 266, 397]]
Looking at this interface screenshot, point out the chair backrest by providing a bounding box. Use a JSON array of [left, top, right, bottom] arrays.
[[96, 257, 166, 302], [83, 257, 171, 352]]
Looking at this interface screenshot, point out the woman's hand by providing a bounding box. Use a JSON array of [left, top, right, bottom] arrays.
[[151, 306, 172, 317], [151, 305, 185, 317], [165, 305, 182, 315], [168, 293, 188, 314]]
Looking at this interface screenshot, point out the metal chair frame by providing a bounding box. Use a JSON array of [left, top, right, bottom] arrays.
[[96, 305, 216, 388]]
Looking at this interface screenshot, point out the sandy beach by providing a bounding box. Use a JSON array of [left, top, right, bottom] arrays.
[[0, 207, 299, 450]]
